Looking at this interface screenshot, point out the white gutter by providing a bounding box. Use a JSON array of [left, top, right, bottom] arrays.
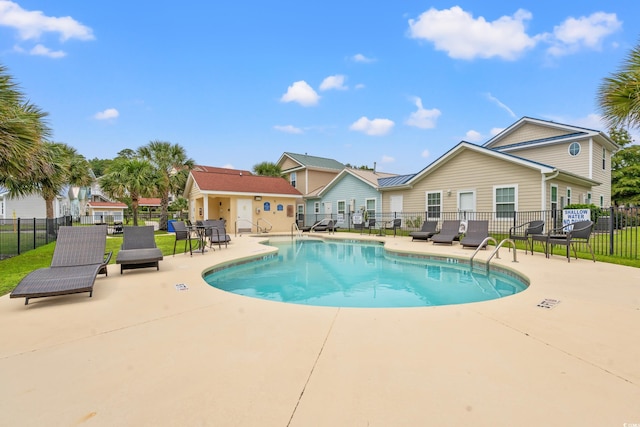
[[542, 170, 560, 211]]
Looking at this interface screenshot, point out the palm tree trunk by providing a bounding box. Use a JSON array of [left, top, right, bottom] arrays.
[[160, 194, 169, 231], [132, 198, 139, 226]]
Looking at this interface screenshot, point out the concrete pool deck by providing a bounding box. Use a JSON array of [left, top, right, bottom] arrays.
[[1, 233, 639, 426]]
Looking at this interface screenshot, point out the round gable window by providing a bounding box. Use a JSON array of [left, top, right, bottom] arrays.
[[568, 142, 581, 156]]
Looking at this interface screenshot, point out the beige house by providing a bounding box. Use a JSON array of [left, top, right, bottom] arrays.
[[380, 118, 617, 223], [183, 166, 302, 234], [277, 152, 345, 220], [484, 117, 617, 209]]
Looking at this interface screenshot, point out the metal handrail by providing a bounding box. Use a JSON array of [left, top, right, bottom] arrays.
[[291, 222, 302, 239], [257, 218, 273, 233], [469, 237, 498, 269], [483, 239, 518, 271]]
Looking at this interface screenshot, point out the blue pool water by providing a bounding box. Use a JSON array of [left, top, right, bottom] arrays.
[[204, 239, 528, 308]]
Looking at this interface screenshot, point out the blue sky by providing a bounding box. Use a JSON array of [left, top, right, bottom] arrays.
[[0, 1, 638, 175]]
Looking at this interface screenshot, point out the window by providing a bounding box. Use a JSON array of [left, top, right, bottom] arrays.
[[600, 195, 604, 208], [494, 186, 516, 219], [337, 200, 346, 221], [365, 198, 376, 219], [314, 202, 320, 214], [568, 142, 581, 156], [566, 188, 572, 205], [587, 192, 592, 205], [602, 147, 606, 170], [426, 191, 442, 219], [550, 185, 558, 212], [289, 172, 297, 188]]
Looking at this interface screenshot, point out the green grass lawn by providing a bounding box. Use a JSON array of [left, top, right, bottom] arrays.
[[2, 228, 639, 297], [0, 232, 184, 297]]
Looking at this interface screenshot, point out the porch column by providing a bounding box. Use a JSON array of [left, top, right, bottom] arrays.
[[203, 194, 209, 219]]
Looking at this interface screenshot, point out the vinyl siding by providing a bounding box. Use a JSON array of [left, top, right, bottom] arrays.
[[307, 170, 340, 194], [590, 139, 612, 206], [304, 174, 380, 225], [280, 158, 301, 171], [490, 123, 570, 148], [508, 141, 590, 178], [394, 149, 543, 213], [4, 194, 48, 218]]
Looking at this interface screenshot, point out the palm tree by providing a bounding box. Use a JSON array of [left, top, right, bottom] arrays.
[[38, 142, 93, 219], [597, 41, 640, 130], [0, 64, 51, 192], [253, 161, 282, 177], [99, 158, 158, 226], [138, 141, 194, 231]]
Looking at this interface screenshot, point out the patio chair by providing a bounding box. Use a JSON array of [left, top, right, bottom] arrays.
[[365, 218, 377, 235], [205, 219, 232, 249], [545, 220, 595, 263], [10, 225, 109, 305], [116, 226, 164, 273], [409, 221, 438, 241], [383, 218, 402, 237], [460, 220, 489, 248], [173, 221, 198, 256], [509, 220, 544, 254], [431, 220, 461, 245]]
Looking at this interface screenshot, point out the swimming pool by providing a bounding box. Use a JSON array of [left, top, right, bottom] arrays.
[[204, 239, 528, 308]]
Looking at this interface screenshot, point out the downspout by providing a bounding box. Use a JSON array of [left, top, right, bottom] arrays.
[[542, 170, 560, 211]]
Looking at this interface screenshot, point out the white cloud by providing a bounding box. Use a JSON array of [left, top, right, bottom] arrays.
[[0, 0, 94, 41], [319, 75, 347, 91], [421, 149, 430, 158], [349, 116, 395, 136], [352, 53, 375, 63], [547, 12, 621, 57], [405, 97, 441, 129], [30, 43, 65, 58], [355, 83, 365, 90], [490, 127, 504, 137], [408, 6, 537, 60], [485, 93, 516, 118], [381, 155, 395, 163], [222, 163, 234, 169], [94, 108, 119, 120], [465, 130, 483, 142], [273, 125, 303, 134], [280, 80, 320, 106]]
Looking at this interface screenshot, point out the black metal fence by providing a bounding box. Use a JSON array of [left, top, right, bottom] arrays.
[[301, 207, 640, 260], [0, 215, 72, 260]]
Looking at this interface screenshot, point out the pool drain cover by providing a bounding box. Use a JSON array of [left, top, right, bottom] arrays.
[[537, 298, 560, 309]]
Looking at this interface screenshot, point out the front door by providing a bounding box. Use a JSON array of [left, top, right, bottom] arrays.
[[237, 199, 253, 232], [324, 201, 332, 219], [459, 191, 475, 220]]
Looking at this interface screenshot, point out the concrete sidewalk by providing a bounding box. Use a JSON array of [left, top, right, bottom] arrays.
[[1, 234, 639, 426]]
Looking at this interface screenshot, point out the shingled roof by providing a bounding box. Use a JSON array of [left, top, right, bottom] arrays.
[[278, 152, 345, 172], [186, 166, 302, 197]]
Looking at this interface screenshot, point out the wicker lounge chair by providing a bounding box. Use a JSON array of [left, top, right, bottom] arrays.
[[410, 221, 438, 241], [10, 225, 109, 305], [116, 226, 164, 273], [431, 220, 461, 245], [311, 219, 337, 232], [460, 220, 489, 248]]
